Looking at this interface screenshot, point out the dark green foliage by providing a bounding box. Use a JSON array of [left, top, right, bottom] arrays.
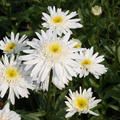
[[0, 0, 120, 119]]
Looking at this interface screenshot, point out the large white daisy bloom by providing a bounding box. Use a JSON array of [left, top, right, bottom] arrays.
[[65, 87, 101, 118], [21, 30, 80, 90], [0, 55, 34, 105], [0, 32, 28, 54], [78, 47, 107, 79], [0, 103, 21, 120], [42, 6, 83, 36]]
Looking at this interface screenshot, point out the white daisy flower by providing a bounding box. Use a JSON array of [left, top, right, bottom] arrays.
[[0, 103, 21, 120], [65, 87, 101, 118], [42, 6, 83, 36], [78, 47, 107, 79], [0, 32, 28, 54], [21, 30, 80, 90], [0, 55, 34, 105]]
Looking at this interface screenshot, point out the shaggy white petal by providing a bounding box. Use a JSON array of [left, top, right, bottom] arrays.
[[0, 103, 21, 120]]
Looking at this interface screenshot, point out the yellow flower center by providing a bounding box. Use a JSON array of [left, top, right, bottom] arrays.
[[49, 43, 62, 54], [80, 59, 92, 66], [5, 43, 16, 52], [52, 16, 63, 24], [75, 97, 89, 110], [4, 67, 20, 83]]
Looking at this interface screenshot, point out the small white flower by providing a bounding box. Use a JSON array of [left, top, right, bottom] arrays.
[[42, 6, 83, 36], [0, 103, 21, 120], [0, 32, 28, 54], [65, 87, 101, 118], [78, 47, 107, 79], [0, 55, 34, 105], [91, 5, 102, 16], [21, 30, 80, 90]]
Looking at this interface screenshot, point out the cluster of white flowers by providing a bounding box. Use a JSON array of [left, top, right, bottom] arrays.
[[0, 6, 106, 119]]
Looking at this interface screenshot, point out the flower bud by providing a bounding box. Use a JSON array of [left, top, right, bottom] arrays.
[[71, 38, 82, 48], [91, 5, 102, 16]]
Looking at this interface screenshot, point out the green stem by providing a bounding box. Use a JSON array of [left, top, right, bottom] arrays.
[[115, 44, 120, 64], [46, 70, 53, 119], [48, 70, 53, 92]]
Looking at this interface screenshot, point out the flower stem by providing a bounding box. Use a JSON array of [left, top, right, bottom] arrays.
[[46, 70, 53, 119]]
